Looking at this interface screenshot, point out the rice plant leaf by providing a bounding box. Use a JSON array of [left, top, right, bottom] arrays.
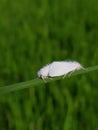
[[0, 66, 98, 94]]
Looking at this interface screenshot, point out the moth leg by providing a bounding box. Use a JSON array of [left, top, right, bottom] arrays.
[[66, 69, 78, 77], [41, 76, 47, 83], [43, 78, 47, 83], [68, 67, 86, 77], [63, 71, 74, 79], [63, 74, 67, 79], [41, 76, 52, 82], [67, 67, 83, 77], [67, 70, 75, 77]]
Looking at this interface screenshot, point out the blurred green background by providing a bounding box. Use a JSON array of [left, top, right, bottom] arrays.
[[0, 0, 98, 129]]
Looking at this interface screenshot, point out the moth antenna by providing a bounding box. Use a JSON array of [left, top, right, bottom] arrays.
[[63, 74, 67, 79]]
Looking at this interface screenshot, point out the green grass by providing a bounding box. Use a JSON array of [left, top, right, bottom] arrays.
[[0, 0, 98, 129]]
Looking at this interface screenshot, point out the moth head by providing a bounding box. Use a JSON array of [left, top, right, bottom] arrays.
[[37, 65, 50, 79]]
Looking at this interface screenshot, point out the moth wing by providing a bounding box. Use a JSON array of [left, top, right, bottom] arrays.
[[48, 62, 68, 77]]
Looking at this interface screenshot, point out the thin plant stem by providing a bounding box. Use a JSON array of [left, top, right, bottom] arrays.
[[0, 65, 98, 94]]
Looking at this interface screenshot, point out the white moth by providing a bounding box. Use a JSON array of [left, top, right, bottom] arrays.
[[37, 61, 84, 80]]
